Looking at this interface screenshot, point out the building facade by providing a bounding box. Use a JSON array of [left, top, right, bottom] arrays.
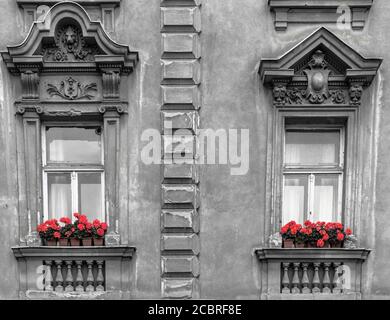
[[0, 0, 389, 299]]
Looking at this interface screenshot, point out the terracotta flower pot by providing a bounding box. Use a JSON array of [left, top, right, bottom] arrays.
[[283, 239, 295, 248], [324, 241, 331, 248], [295, 242, 305, 248], [46, 239, 57, 246], [82, 237, 93, 246], [70, 238, 80, 246], [59, 238, 69, 246], [331, 241, 343, 248], [93, 238, 104, 246]]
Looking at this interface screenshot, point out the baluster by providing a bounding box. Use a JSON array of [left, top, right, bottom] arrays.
[[301, 263, 310, 294], [65, 261, 74, 292], [312, 262, 321, 294], [44, 260, 53, 291], [332, 262, 343, 294], [86, 260, 94, 292], [96, 260, 104, 291], [291, 263, 301, 294], [281, 263, 291, 293], [322, 263, 331, 293], [54, 260, 64, 292], [75, 261, 84, 292]]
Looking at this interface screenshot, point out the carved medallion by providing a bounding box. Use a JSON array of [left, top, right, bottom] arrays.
[[42, 24, 101, 62], [47, 77, 97, 100], [304, 50, 330, 104]]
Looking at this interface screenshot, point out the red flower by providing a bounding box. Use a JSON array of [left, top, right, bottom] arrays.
[[86, 223, 92, 230], [97, 228, 105, 237], [101, 222, 108, 231], [60, 217, 71, 224], [317, 239, 325, 248], [65, 231, 72, 238], [73, 212, 81, 219], [337, 233, 345, 241], [79, 215, 88, 224], [322, 233, 329, 241], [346, 228, 352, 236], [304, 220, 311, 227], [53, 232, 61, 239], [93, 219, 101, 228], [77, 223, 85, 231], [280, 226, 288, 234]]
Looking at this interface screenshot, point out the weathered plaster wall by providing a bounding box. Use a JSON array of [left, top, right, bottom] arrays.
[[0, 0, 389, 299]]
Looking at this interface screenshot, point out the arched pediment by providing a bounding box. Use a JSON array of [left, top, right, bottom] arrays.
[[259, 27, 382, 106], [2, 1, 138, 74]]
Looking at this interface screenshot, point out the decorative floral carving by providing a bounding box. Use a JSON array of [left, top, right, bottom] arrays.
[[47, 77, 97, 100], [273, 85, 304, 106], [330, 89, 346, 104], [42, 24, 101, 62], [349, 84, 363, 105], [304, 50, 330, 104]]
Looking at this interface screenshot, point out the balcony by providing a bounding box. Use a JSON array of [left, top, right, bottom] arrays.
[[255, 248, 370, 300], [12, 246, 136, 299]]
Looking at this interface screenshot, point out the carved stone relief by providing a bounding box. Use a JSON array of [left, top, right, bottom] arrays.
[[41, 24, 101, 62], [304, 50, 330, 104], [47, 77, 97, 100]]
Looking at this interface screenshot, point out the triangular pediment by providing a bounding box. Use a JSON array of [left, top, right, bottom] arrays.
[[1, 1, 138, 74], [259, 27, 382, 86]]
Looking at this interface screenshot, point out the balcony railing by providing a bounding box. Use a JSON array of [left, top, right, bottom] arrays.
[[12, 246, 136, 299], [255, 248, 370, 300]]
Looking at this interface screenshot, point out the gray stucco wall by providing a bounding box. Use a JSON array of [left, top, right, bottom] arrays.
[[0, 0, 389, 299]]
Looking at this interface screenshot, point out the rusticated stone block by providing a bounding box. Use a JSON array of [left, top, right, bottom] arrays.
[[161, 278, 199, 299], [161, 234, 200, 254], [161, 256, 200, 276], [161, 110, 199, 133], [161, 208, 199, 232], [161, 60, 200, 84], [162, 134, 195, 159], [162, 184, 199, 208], [161, 34, 200, 59], [161, 85, 201, 109], [161, 7, 201, 32], [163, 164, 198, 182]]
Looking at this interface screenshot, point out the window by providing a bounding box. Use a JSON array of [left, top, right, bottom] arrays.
[[42, 124, 104, 221], [282, 126, 345, 224]]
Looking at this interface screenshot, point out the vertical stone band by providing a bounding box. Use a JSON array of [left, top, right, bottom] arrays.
[[160, 0, 201, 299]]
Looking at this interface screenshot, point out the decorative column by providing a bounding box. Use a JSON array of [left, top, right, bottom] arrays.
[[160, 0, 201, 299]]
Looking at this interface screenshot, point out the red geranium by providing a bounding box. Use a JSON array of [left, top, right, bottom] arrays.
[[317, 239, 325, 248]]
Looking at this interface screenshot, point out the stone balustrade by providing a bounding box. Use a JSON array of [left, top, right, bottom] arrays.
[[255, 248, 370, 300]]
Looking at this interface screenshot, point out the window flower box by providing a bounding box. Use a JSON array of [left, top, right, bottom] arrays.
[[37, 213, 108, 247], [280, 220, 352, 248]]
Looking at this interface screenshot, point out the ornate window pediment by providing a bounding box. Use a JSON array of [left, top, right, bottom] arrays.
[[259, 27, 382, 107], [1, 1, 138, 115]]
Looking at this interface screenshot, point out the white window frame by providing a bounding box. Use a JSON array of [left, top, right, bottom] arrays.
[[42, 122, 105, 221], [282, 125, 345, 223]]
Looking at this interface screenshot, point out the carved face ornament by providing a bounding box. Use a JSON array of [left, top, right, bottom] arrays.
[[64, 26, 77, 51]]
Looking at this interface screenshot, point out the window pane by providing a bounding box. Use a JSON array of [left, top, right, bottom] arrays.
[[285, 130, 340, 165], [283, 175, 308, 224], [78, 173, 103, 220], [48, 173, 72, 220], [46, 127, 102, 163], [313, 174, 340, 222]]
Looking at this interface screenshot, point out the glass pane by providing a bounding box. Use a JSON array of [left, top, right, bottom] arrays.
[[46, 127, 102, 164], [48, 173, 72, 220], [285, 130, 340, 165], [78, 173, 103, 220], [283, 175, 308, 224], [313, 174, 340, 222]]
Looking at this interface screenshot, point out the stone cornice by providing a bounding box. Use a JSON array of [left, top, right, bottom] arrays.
[[269, 0, 373, 31]]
